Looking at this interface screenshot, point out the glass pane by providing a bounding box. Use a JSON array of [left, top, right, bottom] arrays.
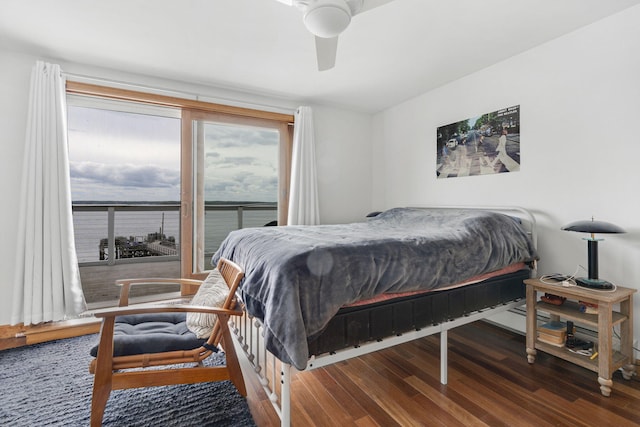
[[67, 102, 181, 304], [73, 210, 108, 263], [193, 121, 279, 271], [68, 105, 180, 202]]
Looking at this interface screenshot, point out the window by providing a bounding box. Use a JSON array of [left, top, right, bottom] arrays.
[[66, 82, 293, 302]]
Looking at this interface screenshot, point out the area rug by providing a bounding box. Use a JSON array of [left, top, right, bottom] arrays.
[[0, 334, 256, 426]]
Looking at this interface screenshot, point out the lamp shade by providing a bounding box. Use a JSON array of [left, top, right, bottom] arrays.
[[561, 219, 625, 234]]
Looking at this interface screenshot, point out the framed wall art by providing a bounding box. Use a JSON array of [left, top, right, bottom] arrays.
[[437, 105, 520, 179]]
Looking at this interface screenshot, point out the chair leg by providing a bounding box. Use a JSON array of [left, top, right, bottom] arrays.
[[220, 319, 246, 396], [90, 374, 112, 427], [91, 317, 115, 427]]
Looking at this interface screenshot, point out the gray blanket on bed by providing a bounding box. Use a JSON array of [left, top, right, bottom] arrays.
[[212, 207, 537, 370]]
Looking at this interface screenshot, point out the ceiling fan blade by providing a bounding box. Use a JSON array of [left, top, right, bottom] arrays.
[[358, 0, 394, 14], [315, 36, 338, 71]]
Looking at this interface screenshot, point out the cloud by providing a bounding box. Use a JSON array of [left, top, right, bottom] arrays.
[[204, 125, 278, 148], [204, 172, 277, 202], [218, 156, 255, 167], [70, 161, 180, 189]]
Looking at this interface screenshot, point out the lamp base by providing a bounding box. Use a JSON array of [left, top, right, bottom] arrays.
[[576, 277, 614, 290]]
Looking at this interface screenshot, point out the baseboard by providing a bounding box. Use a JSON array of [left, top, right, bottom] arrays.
[[0, 317, 100, 351]]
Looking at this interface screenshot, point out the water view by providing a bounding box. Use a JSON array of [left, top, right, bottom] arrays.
[[72, 204, 277, 264]]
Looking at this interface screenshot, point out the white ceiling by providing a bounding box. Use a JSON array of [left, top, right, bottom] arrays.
[[1, 0, 639, 113]]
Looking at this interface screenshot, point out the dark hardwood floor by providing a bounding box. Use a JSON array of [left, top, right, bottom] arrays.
[[243, 321, 640, 426]]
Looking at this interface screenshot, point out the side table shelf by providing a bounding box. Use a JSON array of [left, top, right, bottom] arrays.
[[525, 278, 636, 397], [535, 300, 627, 329]]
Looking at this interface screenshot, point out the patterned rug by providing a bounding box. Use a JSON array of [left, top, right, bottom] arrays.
[[0, 334, 256, 426]]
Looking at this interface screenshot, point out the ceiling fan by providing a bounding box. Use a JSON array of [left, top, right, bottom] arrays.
[[275, 0, 394, 71]]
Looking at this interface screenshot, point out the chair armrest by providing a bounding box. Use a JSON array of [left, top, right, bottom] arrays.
[[115, 278, 204, 306], [93, 303, 243, 319]]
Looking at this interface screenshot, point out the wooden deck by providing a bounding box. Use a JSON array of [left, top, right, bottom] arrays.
[[79, 260, 181, 306]]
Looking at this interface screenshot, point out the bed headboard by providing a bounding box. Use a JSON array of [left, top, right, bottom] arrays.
[[408, 205, 537, 250]]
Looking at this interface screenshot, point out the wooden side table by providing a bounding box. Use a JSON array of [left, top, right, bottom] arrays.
[[525, 278, 636, 396]]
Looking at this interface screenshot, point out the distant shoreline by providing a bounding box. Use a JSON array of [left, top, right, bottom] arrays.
[[72, 200, 276, 205]]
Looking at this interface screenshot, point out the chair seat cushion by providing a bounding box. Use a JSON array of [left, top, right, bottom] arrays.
[[90, 312, 206, 357]]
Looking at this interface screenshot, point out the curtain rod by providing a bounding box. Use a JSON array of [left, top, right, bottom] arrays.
[[61, 71, 297, 116]]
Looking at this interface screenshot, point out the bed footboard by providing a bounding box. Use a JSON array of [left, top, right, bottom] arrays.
[[231, 311, 293, 425]]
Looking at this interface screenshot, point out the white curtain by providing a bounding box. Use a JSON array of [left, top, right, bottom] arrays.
[[287, 106, 320, 225], [11, 61, 86, 326]]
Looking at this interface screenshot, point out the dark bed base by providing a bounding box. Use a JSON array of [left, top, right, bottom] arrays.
[[308, 268, 529, 356]]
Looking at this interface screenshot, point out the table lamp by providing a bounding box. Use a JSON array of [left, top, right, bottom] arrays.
[[561, 218, 625, 289]]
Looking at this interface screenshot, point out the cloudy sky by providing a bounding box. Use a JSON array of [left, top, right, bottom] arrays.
[[202, 122, 278, 202], [67, 106, 278, 202]]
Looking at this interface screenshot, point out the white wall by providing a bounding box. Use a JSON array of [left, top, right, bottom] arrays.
[[373, 5, 640, 347], [0, 49, 372, 325]]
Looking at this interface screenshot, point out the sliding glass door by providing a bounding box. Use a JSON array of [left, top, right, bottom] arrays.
[[66, 81, 294, 291], [182, 110, 292, 278]]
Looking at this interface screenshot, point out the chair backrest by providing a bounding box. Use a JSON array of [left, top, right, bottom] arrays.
[[208, 257, 244, 346]]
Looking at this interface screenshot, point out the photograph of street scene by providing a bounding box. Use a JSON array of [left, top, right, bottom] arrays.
[[437, 105, 520, 179]]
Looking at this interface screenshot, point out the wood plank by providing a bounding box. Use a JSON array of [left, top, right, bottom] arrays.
[[289, 381, 330, 427], [306, 367, 370, 421], [242, 321, 640, 426], [0, 335, 26, 351], [334, 356, 435, 426], [404, 375, 490, 427], [354, 415, 381, 427], [0, 317, 101, 350], [0, 324, 24, 339], [324, 363, 402, 427]]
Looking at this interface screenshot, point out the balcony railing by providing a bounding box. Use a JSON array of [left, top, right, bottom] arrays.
[[72, 203, 277, 267]]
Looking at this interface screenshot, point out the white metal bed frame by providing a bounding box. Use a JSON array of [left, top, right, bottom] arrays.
[[229, 206, 537, 426]]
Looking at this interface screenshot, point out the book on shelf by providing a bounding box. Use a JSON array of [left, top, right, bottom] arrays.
[[579, 301, 598, 314], [538, 321, 573, 337], [537, 332, 565, 347]]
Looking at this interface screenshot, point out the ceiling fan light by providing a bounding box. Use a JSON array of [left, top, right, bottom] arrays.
[[303, 1, 351, 38]]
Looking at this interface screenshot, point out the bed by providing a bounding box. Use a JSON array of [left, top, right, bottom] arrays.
[[211, 206, 538, 426]]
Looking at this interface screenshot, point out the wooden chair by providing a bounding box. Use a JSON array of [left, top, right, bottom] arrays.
[[89, 257, 246, 427]]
